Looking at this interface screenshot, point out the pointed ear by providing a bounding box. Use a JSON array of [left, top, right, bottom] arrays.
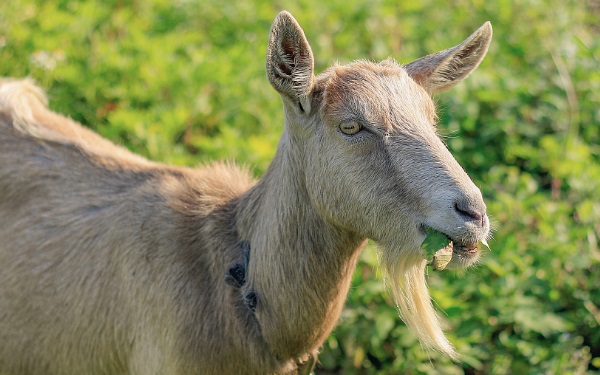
[[266, 11, 315, 107], [405, 22, 492, 94]]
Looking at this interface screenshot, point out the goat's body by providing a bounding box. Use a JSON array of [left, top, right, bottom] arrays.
[[0, 80, 361, 374], [0, 110, 239, 374]]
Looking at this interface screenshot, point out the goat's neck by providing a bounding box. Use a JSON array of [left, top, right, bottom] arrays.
[[236, 133, 366, 358]]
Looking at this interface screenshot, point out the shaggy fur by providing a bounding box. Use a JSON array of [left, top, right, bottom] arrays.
[[0, 11, 491, 374]]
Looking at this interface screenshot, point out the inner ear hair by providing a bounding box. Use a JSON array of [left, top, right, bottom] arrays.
[[266, 11, 315, 102]]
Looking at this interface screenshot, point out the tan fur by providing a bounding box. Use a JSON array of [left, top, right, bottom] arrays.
[[0, 11, 491, 374]]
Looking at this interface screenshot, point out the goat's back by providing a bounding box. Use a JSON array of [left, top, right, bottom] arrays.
[[0, 79, 258, 374]]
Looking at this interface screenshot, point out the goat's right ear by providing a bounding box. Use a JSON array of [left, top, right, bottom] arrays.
[[405, 22, 492, 94], [266, 11, 315, 110]]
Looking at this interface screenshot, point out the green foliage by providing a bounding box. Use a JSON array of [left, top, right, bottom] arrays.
[[1, 0, 599, 373], [422, 228, 452, 260]]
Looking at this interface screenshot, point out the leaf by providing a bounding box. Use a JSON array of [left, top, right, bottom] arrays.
[[513, 308, 571, 336], [421, 227, 451, 259], [374, 311, 395, 341], [430, 246, 454, 271]]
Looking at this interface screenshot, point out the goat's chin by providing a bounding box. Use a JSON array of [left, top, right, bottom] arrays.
[[378, 244, 458, 360], [446, 247, 482, 270]]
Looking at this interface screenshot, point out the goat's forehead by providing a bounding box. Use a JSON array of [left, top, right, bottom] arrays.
[[320, 60, 436, 131]]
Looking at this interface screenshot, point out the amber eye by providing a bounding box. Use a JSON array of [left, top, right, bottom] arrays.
[[339, 122, 361, 135]]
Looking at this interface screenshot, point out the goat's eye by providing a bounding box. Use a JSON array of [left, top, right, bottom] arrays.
[[339, 122, 361, 135]]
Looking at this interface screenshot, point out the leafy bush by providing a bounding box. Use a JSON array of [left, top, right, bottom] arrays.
[[1, 0, 598, 373]]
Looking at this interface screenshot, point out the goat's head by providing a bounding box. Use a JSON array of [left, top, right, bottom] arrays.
[[266, 11, 492, 358]]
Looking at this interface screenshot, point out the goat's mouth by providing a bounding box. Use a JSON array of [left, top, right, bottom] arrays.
[[420, 226, 483, 271], [452, 241, 479, 255]]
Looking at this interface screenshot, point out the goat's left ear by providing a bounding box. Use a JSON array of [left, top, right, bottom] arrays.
[[405, 22, 492, 94], [266, 11, 315, 111]]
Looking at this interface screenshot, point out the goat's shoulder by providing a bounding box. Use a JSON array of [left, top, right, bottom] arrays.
[[0, 78, 255, 214], [159, 162, 255, 217]]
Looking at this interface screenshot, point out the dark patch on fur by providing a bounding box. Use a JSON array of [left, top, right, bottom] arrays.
[[224, 241, 250, 288], [245, 291, 257, 312], [225, 263, 246, 288]]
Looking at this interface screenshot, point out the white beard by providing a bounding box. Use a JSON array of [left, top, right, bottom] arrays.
[[379, 244, 458, 360]]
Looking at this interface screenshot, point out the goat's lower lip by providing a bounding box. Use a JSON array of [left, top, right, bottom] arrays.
[[453, 242, 478, 255]]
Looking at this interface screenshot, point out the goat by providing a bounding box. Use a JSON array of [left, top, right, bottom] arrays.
[[0, 11, 492, 375]]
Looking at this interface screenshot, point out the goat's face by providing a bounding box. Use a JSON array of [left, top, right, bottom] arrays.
[[306, 61, 490, 269], [266, 11, 492, 357], [267, 12, 491, 268]]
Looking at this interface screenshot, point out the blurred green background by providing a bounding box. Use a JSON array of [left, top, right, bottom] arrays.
[[1, 0, 598, 373]]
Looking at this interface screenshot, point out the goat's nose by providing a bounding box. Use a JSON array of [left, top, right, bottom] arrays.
[[454, 198, 486, 227]]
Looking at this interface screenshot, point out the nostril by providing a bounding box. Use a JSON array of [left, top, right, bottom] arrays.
[[454, 201, 485, 226]]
